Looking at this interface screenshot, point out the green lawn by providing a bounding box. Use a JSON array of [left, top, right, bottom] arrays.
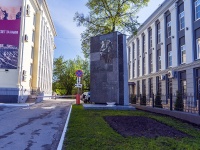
[[63, 105, 200, 150]]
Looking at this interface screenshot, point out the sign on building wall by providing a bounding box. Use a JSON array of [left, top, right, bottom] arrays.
[[0, 0, 22, 69]]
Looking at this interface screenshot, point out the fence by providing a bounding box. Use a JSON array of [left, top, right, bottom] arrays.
[[130, 93, 200, 115]]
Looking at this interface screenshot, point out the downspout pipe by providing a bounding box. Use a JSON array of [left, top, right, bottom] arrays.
[[18, 0, 27, 103]]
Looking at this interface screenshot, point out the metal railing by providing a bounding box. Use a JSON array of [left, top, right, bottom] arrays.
[[130, 93, 200, 115]]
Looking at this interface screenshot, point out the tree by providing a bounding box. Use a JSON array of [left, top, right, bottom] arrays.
[[53, 56, 90, 95], [74, 0, 149, 58], [155, 91, 162, 108], [174, 91, 184, 111]]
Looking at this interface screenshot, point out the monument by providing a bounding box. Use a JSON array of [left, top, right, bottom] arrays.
[[90, 32, 129, 105]]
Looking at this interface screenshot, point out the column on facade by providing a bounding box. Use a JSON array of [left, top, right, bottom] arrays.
[[134, 39, 138, 78], [160, 14, 166, 70], [144, 29, 148, 75], [151, 24, 156, 73], [130, 41, 134, 79], [32, 11, 42, 91], [170, 4, 178, 68], [184, 0, 194, 64], [186, 68, 194, 95]]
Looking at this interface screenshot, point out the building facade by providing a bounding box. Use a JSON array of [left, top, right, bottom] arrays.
[[0, 0, 56, 103], [127, 0, 200, 103]]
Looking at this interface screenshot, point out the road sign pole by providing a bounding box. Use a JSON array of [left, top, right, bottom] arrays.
[[75, 70, 83, 105]]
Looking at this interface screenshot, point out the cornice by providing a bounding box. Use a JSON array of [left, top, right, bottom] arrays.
[[129, 60, 200, 82], [40, 0, 57, 36]]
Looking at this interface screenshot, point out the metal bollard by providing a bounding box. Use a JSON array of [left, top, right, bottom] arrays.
[[170, 94, 172, 111], [76, 94, 80, 105]]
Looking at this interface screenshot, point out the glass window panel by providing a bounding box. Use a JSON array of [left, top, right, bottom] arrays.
[[197, 38, 200, 59]]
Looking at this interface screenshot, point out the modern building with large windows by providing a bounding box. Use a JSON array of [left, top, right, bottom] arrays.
[[0, 0, 56, 103], [127, 0, 200, 103]]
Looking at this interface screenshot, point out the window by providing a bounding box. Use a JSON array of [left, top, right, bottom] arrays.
[[167, 78, 172, 97], [156, 76, 162, 94], [195, 0, 200, 20], [195, 68, 200, 100], [33, 14, 36, 25], [143, 57, 146, 75], [157, 22, 161, 44], [149, 29, 152, 48], [157, 50, 161, 70], [167, 44, 172, 67], [137, 81, 140, 96], [31, 47, 34, 59], [197, 38, 200, 59], [179, 11, 185, 30], [181, 45, 186, 63], [179, 71, 186, 95], [150, 54, 153, 73], [168, 51, 172, 67], [128, 47, 131, 62], [32, 30, 35, 42], [149, 78, 153, 97], [138, 59, 140, 76], [167, 21, 171, 38], [132, 42, 135, 60], [142, 79, 146, 95], [142, 34, 145, 53], [137, 38, 140, 56], [30, 63, 33, 76]]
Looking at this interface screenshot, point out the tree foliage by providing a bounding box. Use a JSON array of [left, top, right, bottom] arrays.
[[174, 91, 184, 111], [53, 56, 90, 95], [74, 0, 149, 58], [155, 91, 162, 108]]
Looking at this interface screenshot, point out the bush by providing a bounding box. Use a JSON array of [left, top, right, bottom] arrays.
[[155, 92, 162, 108], [174, 91, 184, 111], [130, 94, 136, 104], [140, 94, 146, 106]]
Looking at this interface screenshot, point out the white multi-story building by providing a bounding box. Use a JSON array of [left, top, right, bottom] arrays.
[[0, 0, 56, 103], [127, 0, 200, 102]]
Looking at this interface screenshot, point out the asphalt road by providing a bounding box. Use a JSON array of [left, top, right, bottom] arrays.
[[0, 99, 75, 150]]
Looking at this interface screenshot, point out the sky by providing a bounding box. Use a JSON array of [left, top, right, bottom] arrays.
[[46, 0, 165, 60]]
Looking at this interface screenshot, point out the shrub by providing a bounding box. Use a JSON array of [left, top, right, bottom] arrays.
[[140, 94, 146, 106], [174, 91, 184, 111], [155, 92, 163, 108], [130, 94, 136, 104]]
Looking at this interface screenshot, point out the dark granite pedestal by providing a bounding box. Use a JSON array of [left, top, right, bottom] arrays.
[[90, 32, 129, 105]]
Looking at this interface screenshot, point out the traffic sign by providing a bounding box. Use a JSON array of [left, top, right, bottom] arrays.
[[75, 84, 82, 88], [75, 70, 83, 77]]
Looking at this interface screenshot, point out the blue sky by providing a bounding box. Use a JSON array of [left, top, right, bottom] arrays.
[[46, 0, 165, 60]]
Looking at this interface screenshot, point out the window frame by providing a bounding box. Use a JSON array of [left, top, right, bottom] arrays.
[[150, 54, 153, 73], [179, 11, 185, 30], [168, 51, 172, 67], [181, 45, 186, 64], [197, 38, 200, 59], [157, 22, 161, 44], [138, 59, 140, 77], [195, 0, 200, 21], [157, 50, 161, 70], [143, 57, 146, 75], [167, 21, 171, 38]]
